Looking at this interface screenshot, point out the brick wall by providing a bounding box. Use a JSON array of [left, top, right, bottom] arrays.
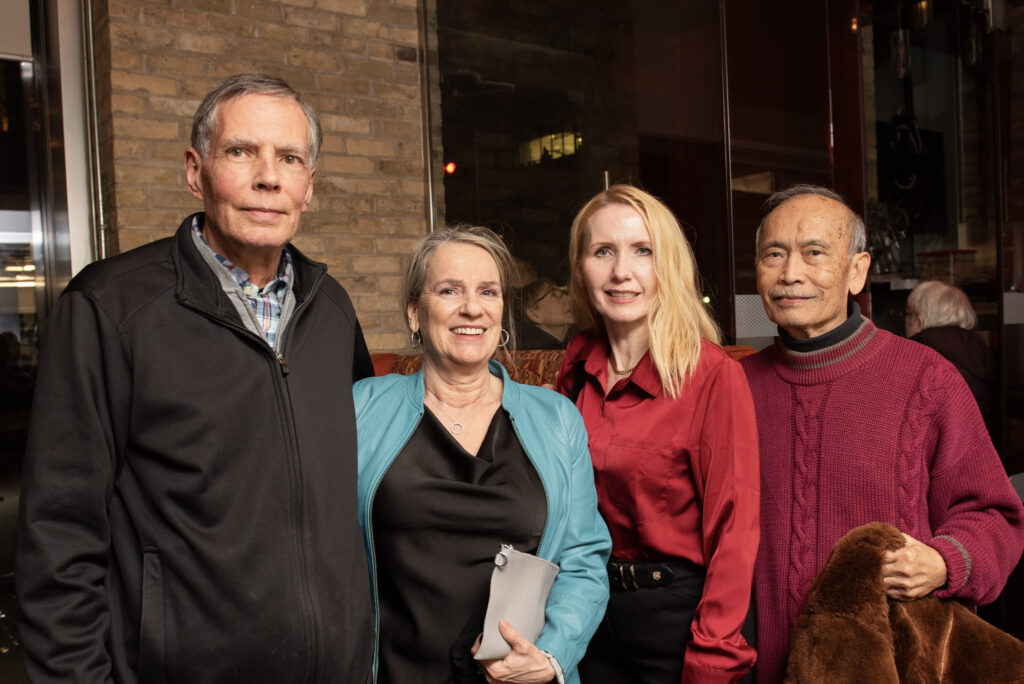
[[90, 0, 427, 351]]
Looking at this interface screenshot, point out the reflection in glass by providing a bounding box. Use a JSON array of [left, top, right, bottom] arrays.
[[431, 0, 732, 331], [0, 59, 38, 484], [514, 278, 574, 350], [858, 2, 1016, 468]]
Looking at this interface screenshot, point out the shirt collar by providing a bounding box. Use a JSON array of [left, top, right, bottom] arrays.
[[568, 332, 661, 398], [191, 217, 292, 292], [623, 351, 661, 397]]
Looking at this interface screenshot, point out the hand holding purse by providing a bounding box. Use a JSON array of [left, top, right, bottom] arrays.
[[473, 544, 559, 661]]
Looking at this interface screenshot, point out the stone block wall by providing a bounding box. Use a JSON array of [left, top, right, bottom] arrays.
[[89, 0, 427, 350]]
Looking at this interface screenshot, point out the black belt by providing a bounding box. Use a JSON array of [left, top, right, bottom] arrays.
[[607, 559, 694, 591]]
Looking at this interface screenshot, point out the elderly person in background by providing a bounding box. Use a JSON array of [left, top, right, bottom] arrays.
[[354, 226, 611, 683], [556, 185, 759, 683], [906, 279, 996, 435], [516, 277, 575, 349], [741, 184, 1024, 682]]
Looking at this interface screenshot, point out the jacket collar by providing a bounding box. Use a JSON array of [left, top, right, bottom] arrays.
[[171, 212, 327, 318]]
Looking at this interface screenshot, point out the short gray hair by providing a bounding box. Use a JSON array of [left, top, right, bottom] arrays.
[[756, 184, 867, 258], [403, 225, 517, 348], [191, 73, 322, 167], [907, 280, 977, 330]]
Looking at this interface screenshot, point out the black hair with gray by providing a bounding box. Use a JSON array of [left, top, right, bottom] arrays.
[[756, 184, 867, 258], [190, 73, 322, 167]]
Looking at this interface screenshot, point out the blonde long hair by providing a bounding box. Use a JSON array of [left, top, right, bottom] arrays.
[[568, 185, 720, 398]]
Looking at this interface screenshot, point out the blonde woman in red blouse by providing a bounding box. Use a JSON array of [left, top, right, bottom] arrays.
[[556, 185, 759, 683]]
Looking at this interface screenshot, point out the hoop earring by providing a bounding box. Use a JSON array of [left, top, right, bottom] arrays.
[[499, 329, 510, 347], [410, 330, 422, 346]]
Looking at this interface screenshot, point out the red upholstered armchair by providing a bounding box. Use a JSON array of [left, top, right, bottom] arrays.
[[370, 346, 756, 388]]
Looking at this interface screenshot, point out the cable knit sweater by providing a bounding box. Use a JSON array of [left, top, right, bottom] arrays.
[[740, 317, 1024, 684]]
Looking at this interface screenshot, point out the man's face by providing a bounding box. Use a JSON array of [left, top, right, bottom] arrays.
[[755, 194, 870, 339], [184, 93, 315, 262]]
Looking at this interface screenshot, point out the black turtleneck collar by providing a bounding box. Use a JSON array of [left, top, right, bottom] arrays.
[[779, 300, 863, 352]]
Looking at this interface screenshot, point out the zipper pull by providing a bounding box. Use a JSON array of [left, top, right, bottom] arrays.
[[276, 351, 290, 376], [495, 544, 513, 568]]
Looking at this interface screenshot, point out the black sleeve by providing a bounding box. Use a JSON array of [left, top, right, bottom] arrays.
[[16, 289, 126, 683], [352, 317, 374, 380]]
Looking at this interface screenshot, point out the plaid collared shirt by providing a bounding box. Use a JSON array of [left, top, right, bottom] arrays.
[[193, 222, 294, 348]]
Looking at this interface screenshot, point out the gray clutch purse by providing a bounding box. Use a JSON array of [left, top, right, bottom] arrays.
[[474, 544, 559, 661]]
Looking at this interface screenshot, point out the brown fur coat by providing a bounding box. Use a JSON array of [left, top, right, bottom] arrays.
[[785, 522, 1024, 683]]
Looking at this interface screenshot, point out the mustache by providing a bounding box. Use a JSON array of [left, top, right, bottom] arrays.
[[769, 289, 813, 299]]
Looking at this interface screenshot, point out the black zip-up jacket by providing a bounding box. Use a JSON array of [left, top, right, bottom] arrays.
[[16, 214, 374, 683]]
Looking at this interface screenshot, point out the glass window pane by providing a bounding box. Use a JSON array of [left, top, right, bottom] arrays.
[[0, 60, 39, 482], [430, 0, 730, 345]]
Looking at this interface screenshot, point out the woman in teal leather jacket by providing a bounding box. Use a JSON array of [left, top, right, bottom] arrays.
[[354, 225, 611, 684]]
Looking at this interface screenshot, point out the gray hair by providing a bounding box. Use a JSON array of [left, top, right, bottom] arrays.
[[907, 280, 977, 330], [191, 73, 322, 167], [756, 184, 867, 258], [403, 225, 517, 349]]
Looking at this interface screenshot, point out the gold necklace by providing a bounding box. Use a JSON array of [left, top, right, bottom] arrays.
[[611, 358, 638, 375]]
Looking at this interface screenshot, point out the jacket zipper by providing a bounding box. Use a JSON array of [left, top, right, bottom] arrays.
[[179, 271, 326, 683], [276, 373, 321, 683], [272, 271, 325, 683], [366, 412, 421, 682], [272, 267, 323, 376]]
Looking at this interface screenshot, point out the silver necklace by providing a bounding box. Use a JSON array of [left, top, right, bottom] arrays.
[[438, 406, 465, 434], [428, 393, 486, 435]]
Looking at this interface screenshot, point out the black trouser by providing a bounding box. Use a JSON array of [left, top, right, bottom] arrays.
[[579, 560, 756, 684]]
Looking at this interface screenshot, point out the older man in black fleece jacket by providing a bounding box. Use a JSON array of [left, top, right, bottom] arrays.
[[15, 74, 374, 683]]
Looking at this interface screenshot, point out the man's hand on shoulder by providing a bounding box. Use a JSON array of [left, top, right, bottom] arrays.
[[882, 533, 948, 600]]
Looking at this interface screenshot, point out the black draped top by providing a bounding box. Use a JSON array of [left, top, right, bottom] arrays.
[[372, 407, 547, 683]]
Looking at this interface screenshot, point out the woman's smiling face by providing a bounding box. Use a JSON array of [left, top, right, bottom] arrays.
[[408, 242, 505, 371], [579, 203, 658, 333]]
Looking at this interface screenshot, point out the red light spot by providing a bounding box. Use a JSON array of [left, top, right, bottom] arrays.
[[444, 162, 456, 174]]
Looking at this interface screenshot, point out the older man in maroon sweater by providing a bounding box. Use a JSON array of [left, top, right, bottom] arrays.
[[740, 184, 1024, 683]]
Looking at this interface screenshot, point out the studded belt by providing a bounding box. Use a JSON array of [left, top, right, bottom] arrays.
[[607, 558, 694, 591]]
